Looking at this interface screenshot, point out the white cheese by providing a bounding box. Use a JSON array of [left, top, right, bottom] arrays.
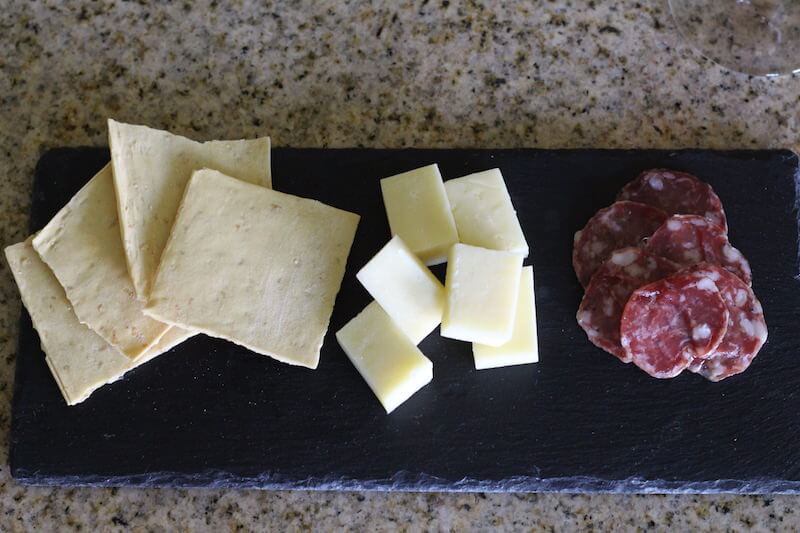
[[336, 302, 433, 414], [380, 164, 459, 266], [444, 168, 528, 256], [441, 243, 523, 346], [356, 236, 445, 344], [473, 266, 539, 369]]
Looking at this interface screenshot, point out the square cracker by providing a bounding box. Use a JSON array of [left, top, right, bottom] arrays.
[[144, 169, 360, 369], [4, 239, 189, 405], [33, 164, 185, 359], [108, 119, 271, 299]]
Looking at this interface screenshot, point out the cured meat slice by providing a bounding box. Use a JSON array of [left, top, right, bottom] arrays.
[[644, 215, 752, 285], [686, 358, 704, 373], [685, 264, 768, 382], [573, 201, 668, 287], [618, 169, 728, 232], [577, 247, 680, 362], [621, 272, 729, 378]]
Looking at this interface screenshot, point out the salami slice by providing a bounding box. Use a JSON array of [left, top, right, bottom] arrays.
[[618, 169, 728, 232], [685, 264, 768, 382], [644, 215, 752, 285], [573, 201, 668, 287], [686, 358, 704, 373], [577, 248, 680, 362], [620, 272, 729, 378]]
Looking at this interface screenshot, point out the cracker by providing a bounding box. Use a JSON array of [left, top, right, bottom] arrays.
[[6, 239, 131, 404], [145, 169, 359, 369], [33, 164, 179, 359], [108, 119, 271, 299], [6, 239, 191, 405]]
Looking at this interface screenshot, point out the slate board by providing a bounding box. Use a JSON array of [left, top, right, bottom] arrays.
[[9, 147, 800, 493]]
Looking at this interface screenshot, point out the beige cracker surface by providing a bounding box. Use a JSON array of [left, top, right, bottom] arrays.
[[145, 169, 359, 369], [33, 164, 178, 359], [108, 119, 271, 299], [5, 239, 184, 405]]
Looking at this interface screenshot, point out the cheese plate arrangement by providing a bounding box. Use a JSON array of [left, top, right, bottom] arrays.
[[8, 129, 800, 492]]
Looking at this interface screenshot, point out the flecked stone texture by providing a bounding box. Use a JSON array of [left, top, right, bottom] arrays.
[[1, 0, 799, 530]]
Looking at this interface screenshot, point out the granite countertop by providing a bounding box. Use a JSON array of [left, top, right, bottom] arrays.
[[1, 1, 799, 530]]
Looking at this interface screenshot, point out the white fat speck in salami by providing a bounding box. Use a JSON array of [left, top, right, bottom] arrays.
[[611, 248, 639, 266], [620, 271, 729, 378], [617, 169, 728, 232], [689, 217, 708, 227], [735, 289, 748, 307], [644, 215, 752, 285], [685, 264, 768, 382], [648, 175, 664, 190], [692, 324, 711, 341], [667, 219, 682, 231], [573, 201, 668, 287], [695, 277, 717, 292], [577, 247, 680, 362]]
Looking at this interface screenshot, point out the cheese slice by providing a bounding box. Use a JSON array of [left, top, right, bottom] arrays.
[[4, 239, 178, 405], [32, 164, 183, 359], [108, 119, 271, 299], [356, 236, 445, 344], [336, 301, 433, 414], [380, 164, 458, 266], [144, 169, 359, 369], [444, 168, 528, 256], [473, 266, 539, 369], [441, 243, 523, 346]]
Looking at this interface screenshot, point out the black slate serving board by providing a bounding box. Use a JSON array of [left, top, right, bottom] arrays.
[[10, 147, 800, 493]]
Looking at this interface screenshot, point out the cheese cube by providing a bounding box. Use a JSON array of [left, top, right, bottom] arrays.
[[356, 236, 445, 344], [444, 168, 528, 256], [336, 302, 434, 414], [380, 164, 459, 265], [473, 266, 539, 369], [441, 244, 523, 346]]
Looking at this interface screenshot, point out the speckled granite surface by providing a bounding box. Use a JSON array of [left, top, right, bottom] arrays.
[[1, 0, 800, 530]]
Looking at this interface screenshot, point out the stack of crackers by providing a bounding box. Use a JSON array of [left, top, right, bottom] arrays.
[[5, 120, 359, 405]]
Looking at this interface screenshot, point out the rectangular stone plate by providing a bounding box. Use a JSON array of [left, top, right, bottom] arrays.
[[10, 147, 800, 493]]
